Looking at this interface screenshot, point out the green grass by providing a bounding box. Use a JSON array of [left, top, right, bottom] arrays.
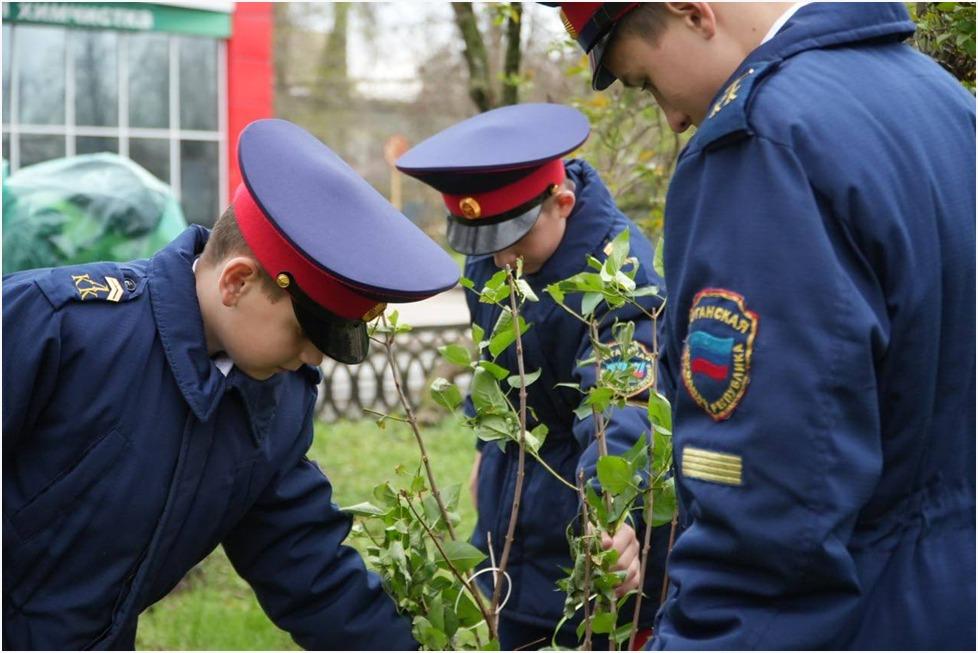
[[136, 416, 477, 650]]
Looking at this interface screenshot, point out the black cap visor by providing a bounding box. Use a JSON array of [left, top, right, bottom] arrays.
[[446, 202, 544, 256], [589, 31, 618, 91], [287, 281, 369, 365]]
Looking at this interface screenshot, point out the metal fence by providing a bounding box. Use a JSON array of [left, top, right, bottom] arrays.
[[315, 323, 473, 422]]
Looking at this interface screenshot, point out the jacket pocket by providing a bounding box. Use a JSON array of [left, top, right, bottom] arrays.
[[10, 428, 128, 542]]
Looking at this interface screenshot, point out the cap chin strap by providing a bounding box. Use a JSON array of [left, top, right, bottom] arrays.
[[446, 184, 558, 227]]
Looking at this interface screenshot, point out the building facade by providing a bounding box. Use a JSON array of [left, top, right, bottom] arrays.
[[1, 1, 272, 225]]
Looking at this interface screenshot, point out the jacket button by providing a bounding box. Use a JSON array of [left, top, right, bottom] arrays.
[[124, 278, 136, 292]]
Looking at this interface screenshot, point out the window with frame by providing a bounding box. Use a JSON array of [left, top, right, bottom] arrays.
[[2, 23, 227, 226]]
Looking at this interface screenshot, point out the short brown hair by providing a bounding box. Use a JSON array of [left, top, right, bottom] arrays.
[[613, 4, 669, 45], [201, 206, 286, 300]]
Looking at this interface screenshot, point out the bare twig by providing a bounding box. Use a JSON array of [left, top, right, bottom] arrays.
[[627, 437, 656, 650], [490, 270, 530, 629], [402, 492, 493, 644], [380, 316, 456, 541], [587, 320, 618, 651], [579, 471, 594, 651]]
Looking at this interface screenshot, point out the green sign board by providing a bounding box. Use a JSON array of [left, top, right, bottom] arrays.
[[1, 2, 231, 38]]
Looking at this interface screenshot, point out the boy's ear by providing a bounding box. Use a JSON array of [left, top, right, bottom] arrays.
[[555, 188, 576, 220], [218, 256, 262, 307], [664, 2, 717, 39]]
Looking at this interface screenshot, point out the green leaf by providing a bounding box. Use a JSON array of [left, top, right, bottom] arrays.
[[439, 343, 472, 367], [649, 476, 677, 527], [581, 291, 603, 316], [438, 540, 487, 573], [515, 278, 539, 302], [648, 390, 672, 433], [585, 482, 609, 525], [454, 590, 484, 627], [506, 368, 542, 389], [597, 455, 632, 494], [430, 377, 462, 411], [608, 229, 631, 271], [589, 611, 616, 634], [459, 276, 475, 290], [470, 367, 509, 412], [471, 322, 485, 345], [545, 282, 565, 304], [442, 483, 461, 512], [340, 501, 388, 517], [475, 360, 509, 381], [488, 310, 530, 358]]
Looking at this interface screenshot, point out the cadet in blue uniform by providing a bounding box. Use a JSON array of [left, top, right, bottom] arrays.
[[2, 118, 459, 650], [550, 2, 977, 649], [397, 104, 671, 650]]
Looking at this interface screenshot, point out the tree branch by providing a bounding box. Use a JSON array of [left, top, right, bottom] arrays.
[[490, 270, 530, 628], [452, 3, 495, 111], [501, 3, 523, 106]]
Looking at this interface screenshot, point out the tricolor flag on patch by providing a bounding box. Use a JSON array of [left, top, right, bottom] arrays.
[[688, 331, 734, 381], [681, 288, 758, 421]]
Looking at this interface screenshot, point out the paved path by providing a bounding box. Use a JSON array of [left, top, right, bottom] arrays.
[[384, 286, 469, 327]]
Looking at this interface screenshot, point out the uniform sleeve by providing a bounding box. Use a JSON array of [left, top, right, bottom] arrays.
[[2, 272, 62, 449], [652, 136, 887, 649], [223, 406, 416, 650]]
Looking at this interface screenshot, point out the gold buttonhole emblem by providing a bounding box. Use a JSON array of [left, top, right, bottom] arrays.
[[459, 197, 481, 220], [276, 273, 291, 288]]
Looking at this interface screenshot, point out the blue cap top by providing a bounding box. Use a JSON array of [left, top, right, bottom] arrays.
[[235, 118, 459, 364], [239, 118, 458, 301], [395, 104, 590, 256], [396, 103, 590, 179]]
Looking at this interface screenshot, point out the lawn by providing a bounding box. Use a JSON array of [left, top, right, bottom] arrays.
[[136, 415, 477, 650]]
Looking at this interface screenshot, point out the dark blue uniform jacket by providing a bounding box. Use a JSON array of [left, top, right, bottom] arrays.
[[2, 226, 415, 650], [654, 4, 976, 649], [465, 159, 671, 630]]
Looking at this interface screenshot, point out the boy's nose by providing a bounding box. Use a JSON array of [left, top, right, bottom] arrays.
[[493, 250, 517, 270], [665, 109, 692, 134]]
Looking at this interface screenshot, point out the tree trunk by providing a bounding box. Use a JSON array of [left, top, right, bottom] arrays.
[[501, 3, 523, 106], [452, 2, 495, 112]]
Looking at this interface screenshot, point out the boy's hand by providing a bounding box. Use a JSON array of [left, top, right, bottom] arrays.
[[601, 523, 641, 597]]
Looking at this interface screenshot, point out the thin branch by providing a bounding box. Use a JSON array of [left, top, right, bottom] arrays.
[[627, 437, 656, 650], [587, 319, 618, 651], [490, 270, 530, 628], [578, 470, 594, 651], [380, 316, 457, 541], [402, 492, 493, 643]]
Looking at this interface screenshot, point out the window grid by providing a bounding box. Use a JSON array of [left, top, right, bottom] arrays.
[[1, 25, 226, 222]]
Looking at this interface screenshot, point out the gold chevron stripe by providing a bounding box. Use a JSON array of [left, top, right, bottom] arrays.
[[105, 276, 123, 302], [682, 446, 742, 486]]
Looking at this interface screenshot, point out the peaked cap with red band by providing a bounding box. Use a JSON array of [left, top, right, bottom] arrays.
[[545, 2, 639, 90], [235, 118, 459, 364], [395, 104, 590, 256]]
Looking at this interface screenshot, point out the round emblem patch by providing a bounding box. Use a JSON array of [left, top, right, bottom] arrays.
[[681, 288, 759, 421], [601, 342, 656, 399]]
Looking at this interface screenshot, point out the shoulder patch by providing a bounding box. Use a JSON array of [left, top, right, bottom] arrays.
[[35, 262, 144, 309], [681, 288, 758, 420], [691, 60, 777, 151], [601, 341, 656, 399]]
